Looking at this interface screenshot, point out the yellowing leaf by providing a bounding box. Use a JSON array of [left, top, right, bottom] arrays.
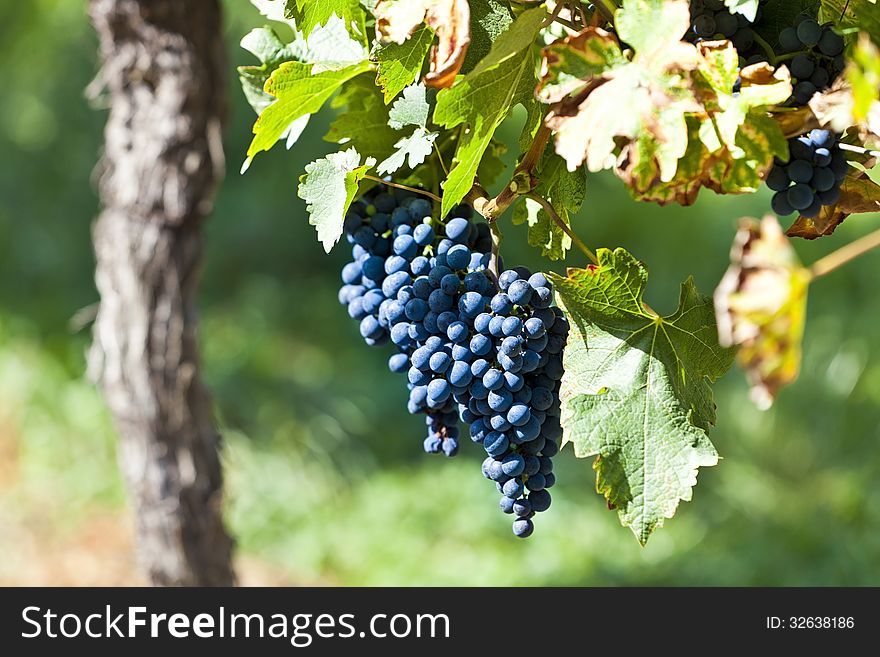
[[541, 1, 701, 175], [786, 172, 880, 239], [715, 216, 811, 409]]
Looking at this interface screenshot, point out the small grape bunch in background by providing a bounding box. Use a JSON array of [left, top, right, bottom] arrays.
[[778, 14, 845, 105], [688, 0, 760, 53], [767, 130, 848, 218]]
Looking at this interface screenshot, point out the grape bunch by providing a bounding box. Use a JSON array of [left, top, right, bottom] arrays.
[[688, 0, 760, 53], [777, 14, 845, 105], [337, 185, 567, 537], [463, 271, 567, 538], [767, 129, 847, 218]]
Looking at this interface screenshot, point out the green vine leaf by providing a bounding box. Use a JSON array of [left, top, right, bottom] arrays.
[[374, 24, 434, 103], [238, 27, 306, 116], [388, 83, 433, 129], [724, 0, 762, 21], [433, 6, 545, 216], [513, 152, 586, 260], [550, 248, 734, 545], [378, 128, 439, 174], [284, 0, 369, 44], [461, 0, 515, 74], [820, 0, 880, 46], [325, 75, 400, 164], [244, 60, 371, 171], [298, 148, 376, 253]]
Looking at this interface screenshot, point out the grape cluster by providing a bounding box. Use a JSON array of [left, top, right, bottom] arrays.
[[337, 185, 567, 537], [778, 15, 845, 105], [767, 129, 847, 218], [688, 0, 760, 52], [465, 272, 567, 538]]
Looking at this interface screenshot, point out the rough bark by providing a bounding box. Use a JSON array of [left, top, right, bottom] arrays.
[[88, 0, 235, 586]]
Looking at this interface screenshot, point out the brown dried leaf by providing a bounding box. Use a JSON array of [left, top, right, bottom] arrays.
[[375, 0, 433, 44], [786, 173, 880, 239], [715, 216, 811, 409], [374, 0, 471, 90], [424, 0, 470, 89]]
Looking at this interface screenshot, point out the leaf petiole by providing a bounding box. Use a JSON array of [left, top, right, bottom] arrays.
[[524, 192, 597, 264]]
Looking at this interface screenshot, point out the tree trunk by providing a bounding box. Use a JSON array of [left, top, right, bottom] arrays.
[[88, 0, 235, 586]]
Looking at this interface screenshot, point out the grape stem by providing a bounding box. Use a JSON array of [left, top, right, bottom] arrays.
[[810, 226, 880, 279], [363, 175, 442, 202], [774, 50, 808, 64], [591, 0, 618, 24], [542, 1, 565, 28], [749, 32, 778, 65], [488, 221, 503, 280], [524, 192, 597, 264], [837, 143, 880, 159], [469, 123, 553, 222]]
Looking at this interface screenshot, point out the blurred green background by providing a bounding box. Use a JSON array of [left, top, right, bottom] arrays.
[[1, 0, 879, 586]]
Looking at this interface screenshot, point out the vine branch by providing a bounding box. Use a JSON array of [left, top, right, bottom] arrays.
[[470, 123, 553, 222], [810, 226, 880, 279]]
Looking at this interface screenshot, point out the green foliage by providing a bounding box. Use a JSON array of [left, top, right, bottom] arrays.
[[297, 148, 375, 252], [725, 0, 762, 21], [461, 0, 515, 74], [245, 60, 371, 170], [551, 249, 734, 544], [374, 25, 434, 103], [238, 27, 305, 114], [325, 75, 399, 163], [284, 0, 368, 42], [433, 7, 546, 216], [234, 0, 880, 544], [513, 151, 586, 260], [820, 0, 880, 45]]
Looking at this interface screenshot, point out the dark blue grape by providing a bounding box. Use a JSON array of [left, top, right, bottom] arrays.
[[796, 19, 821, 47], [512, 518, 534, 538], [818, 28, 844, 56], [779, 27, 800, 52]]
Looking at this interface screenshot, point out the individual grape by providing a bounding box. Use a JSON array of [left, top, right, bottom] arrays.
[[792, 81, 816, 105], [809, 67, 829, 88], [715, 12, 738, 37], [818, 29, 844, 56], [786, 159, 813, 183], [692, 14, 715, 37], [512, 518, 534, 538], [790, 55, 815, 80], [787, 183, 815, 210], [818, 186, 841, 205], [779, 27, 800, 52], [796, 19, 821, 47], [771, 191, 794, 216], [765, 165, 790, 192]]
